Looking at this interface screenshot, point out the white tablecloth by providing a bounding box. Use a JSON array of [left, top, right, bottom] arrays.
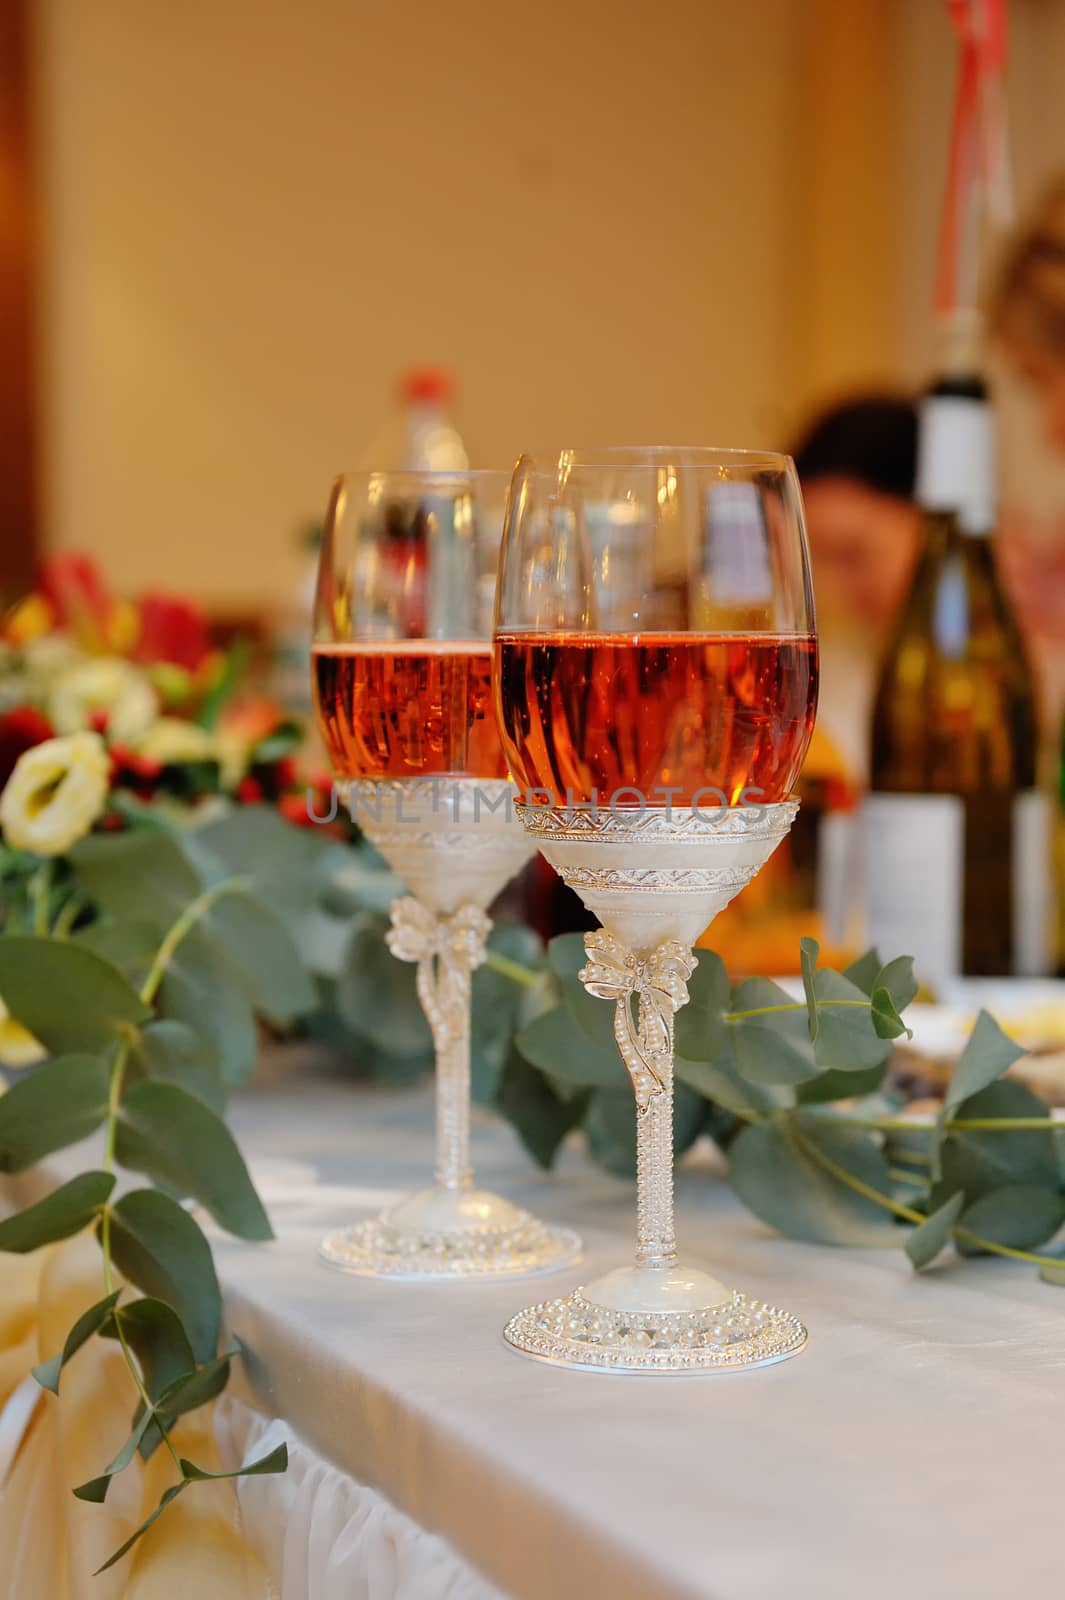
[[8, 1046, 1065, 1599]]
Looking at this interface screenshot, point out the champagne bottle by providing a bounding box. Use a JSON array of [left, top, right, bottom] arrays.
[[863, 329, 1050, 989]]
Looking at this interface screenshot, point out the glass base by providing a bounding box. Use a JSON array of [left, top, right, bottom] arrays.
[[320, 1185, 582, 1281], [503, 1265, 807, 1372]]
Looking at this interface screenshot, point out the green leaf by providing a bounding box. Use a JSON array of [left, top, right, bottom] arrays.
[[870, 985, 911, 1041], [936, 1081, 1060, 1200], [548, 933, 617, 1048], [101, 1297, 196, 1401], [75, 1409, 157, 1502], [194, 896, 315, 1025], [155, 1345, 237, 1424], [335, 912, 432, 1060], [799, 936, 820, 1042], [842, 947, 883, 996], [944, 1009, 1026, 1117], [728, 1115, 897, 1246], [191, 804, 332, 914], [795, 1062, 888, 1104], [874, 955, 918, 1011], [810, 969, 893, 1071], [0, 1172, 115, 1253], [517, 1003, 622, 1090], [0, 1054, 111, 1172], [957, 1186, 1065, 1255], [107, 1190, 221, 1363], [179, 1442, 288, 1483], [250, 722, 304, 764], [130, 1020, 225, 1114], [160, 935, 258, 1088], [115, 1081, 272, 1241], [33, 1291, 121, 1394], [676, 1050, 793, 1115], [673, 950, 730, 1061], [495, 1047, 590, 1169], [905, 1192, 963, 1270], [729, 978, 820, 1085], [0, 937, 151, 1054], [73, 920, 158, 989], [72, 828, 201, 934], [94, 1482, 188, 1573]]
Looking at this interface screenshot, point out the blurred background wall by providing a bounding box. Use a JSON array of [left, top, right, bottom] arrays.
[[16, 0, 1065, 612]]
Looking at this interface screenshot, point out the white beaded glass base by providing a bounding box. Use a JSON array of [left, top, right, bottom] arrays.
[[502, 802, 809, 1372], [321, 1187, 582, 1282]]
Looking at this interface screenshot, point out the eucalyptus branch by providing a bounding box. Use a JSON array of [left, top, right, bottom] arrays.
[[725, 999, 873, 1022], [790, 1119, 1065, 1273], [483, 949, 539, 988], [139, 875, 252, 1006]]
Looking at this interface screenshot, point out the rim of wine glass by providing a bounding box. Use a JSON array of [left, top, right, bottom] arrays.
[[522, 445, 796, 473], [330, 468, 513, 492]]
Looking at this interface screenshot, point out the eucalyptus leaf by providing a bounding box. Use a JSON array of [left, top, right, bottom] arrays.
[[729, 978, 820, 1085], [33, 1292, 121, 1394], [585, 1084, 706, 1178], [935, 1081, 1060, 1201], [100, 1297, 196, 1401], [72, 829, 201, 934], [471, 924, 544, 1104], [956, 1185, 1065, 1255], [0, 938, 151, 1054], [810, 969, 893, 1071], [75, 1410, 157, 1504], [870, 985, 911, 1041], [197, 895, 316, 1024], [73, 920, 158, 989], [115, 1081, 272, 1241], [874, 955, 918, 1011], [336, 912, 432, 1060], [0, 1172, 115, 1253], [130, 1020, 225, 1114], [192, 805, 331, 916], [943, 1009, 1027, 1117], [547, 933, 618, 1048], [799, 936, 820, 1042], [160, 934, 258, 1088], [179, 1442, 288, 1483], [673, 950, 730, 1061], [517, 1003, 622, 1091], [0, 1055, 111, 1172], [107, 1189, 221, 1363], [843, 948, 883, 996], [496, 1046, 590, 1169], [729, 1115, 897, 1246], [676, 1049, 793, 1115], [93, 1482, 188, 1573], [795, 1062, 888, 1104], [905, 1192, 963, 1270]]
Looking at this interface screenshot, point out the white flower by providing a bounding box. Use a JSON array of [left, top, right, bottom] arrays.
[[22, 632, 82, 681], [134, 717, 217, 766], [0, 732, 111, 857], [49, 657, 158, 742], [0, 993, 45, 1068]]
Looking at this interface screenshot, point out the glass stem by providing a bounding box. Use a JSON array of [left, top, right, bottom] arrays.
[[416, 942, 473, 1193], [633, 997, 677, 1271]]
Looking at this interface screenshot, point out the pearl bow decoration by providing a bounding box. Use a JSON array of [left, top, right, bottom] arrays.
[[386, 898, 491, 1052], [579, 932, 697, 1112]]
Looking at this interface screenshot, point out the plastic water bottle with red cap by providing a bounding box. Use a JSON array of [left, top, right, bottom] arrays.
[[360, 366, 470, 472]]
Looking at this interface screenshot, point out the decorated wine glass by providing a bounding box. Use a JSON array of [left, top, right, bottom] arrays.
[[493, 446, 818, 1369], [312, 469, 581, 1278]]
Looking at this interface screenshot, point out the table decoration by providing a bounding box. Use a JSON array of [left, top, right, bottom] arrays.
[[309, 469, 580, 1279], [0, 558, 344, 1569]]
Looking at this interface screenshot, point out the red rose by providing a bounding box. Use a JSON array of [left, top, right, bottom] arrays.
[[0, 706, 55, 788], [37, 554, 113, 643], [135, 594, 212, 671]]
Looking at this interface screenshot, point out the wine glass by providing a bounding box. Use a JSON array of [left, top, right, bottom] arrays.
[[312, 469, 581, 1279], [493, 446, 817, 1369]]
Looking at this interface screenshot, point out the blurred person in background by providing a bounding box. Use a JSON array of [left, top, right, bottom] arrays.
[[993, 176, 1065, 731], [793, 397, 920, 782]]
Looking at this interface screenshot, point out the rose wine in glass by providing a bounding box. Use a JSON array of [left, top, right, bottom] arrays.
[[495, 447, 817, 1371], [312, 470, 580, 1280]]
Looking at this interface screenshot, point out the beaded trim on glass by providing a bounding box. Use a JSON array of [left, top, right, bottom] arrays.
[[503, 1289, 807, 1371], [518, 799, 800, 841], [321, 1214, 582, 1281]]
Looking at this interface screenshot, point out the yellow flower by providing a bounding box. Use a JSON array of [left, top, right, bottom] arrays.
[[0, 732, 111, 857], [134, 717, 217, 766], [0, 993, 45, 1068], [49, 657, 157, 742]]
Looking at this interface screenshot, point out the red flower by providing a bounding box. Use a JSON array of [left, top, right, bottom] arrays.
[[0, 706, 55, 788], [37, 554, 113, 645], [135, 593, 212, 672], [237, 776, 264, 804]]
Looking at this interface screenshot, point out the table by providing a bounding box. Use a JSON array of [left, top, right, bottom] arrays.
[[192, 1046, 1064, 1600]]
